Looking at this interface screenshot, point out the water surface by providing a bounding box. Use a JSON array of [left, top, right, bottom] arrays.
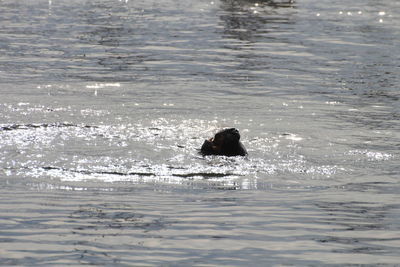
[[1, 0, 399, 265]]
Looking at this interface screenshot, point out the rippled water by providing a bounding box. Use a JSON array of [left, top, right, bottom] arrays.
[[1, 0, 399, 265]]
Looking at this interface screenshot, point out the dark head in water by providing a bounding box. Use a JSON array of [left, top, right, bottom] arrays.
[[200, 128, 247, 157]]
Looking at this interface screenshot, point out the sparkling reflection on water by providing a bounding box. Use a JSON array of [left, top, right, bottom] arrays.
[[1, 0, 400, 266]]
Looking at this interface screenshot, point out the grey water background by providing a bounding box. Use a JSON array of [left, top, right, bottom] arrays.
[[1, 0, 400, 265]]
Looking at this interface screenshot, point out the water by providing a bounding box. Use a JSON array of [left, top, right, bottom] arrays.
[[1, 0, 399, 265]]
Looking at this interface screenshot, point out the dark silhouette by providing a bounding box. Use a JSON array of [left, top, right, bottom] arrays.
[[200, 128, 247, 156]]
